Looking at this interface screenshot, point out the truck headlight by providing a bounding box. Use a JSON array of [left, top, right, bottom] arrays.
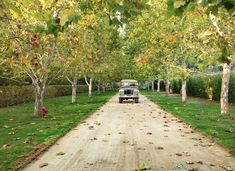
[[119, 90, 124, 95], [134, 90, 139, 95]]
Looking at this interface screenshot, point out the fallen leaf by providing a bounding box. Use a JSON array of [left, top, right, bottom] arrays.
[[156, 146, 164, 150], [137, 147, 146, 150], [88, 126, 94, 130], [87, 162, 94, 166], [3, 125, 9, 128], [102, 139, 109, 142], [56, 152, 65, 156], [176, 153, 183, 156], [146, 132, 152, 135], [90, 138, 98, 141], [225, 129, 234, 133], [39, 163, 48, 168], [8, 132, 15, 135], [95, 122, 101, 126], [210, 164, 215, 166], [2, 144, 11, 149], [123, 140, 130, 144], [148, 141, 154, 144], [139, 162, 151, 170], [220, 166, 233, 171], [197, 161, 203, 165], [186, 161, 194, 165], [104, 133, 111, 136]]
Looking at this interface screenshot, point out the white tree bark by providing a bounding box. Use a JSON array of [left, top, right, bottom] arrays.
[[152, 81, 154, 91], [34, 82, 45, 115], [71, 77, 78, 103], [97, 80, 101, 94], [182, 78, 187, 102], [220, 63, 231, 116], [88, 78, 93, 97], [166, 80, 170, 97], [157, 79, 160, 93], [181, 54, 187, 103], [85, 77, 93, 97], [166, 66, 170, 97], [28, 40, 55, 115], [209, 12, 232, 116]]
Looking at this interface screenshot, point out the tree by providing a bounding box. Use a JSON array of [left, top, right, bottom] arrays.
[[167, 0, 235, 115], [1, 0, 80, 114]]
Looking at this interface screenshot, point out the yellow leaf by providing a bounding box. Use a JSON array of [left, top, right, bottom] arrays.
[[60, 9, 76, 25]]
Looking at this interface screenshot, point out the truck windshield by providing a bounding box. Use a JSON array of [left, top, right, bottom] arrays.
[[121, 82, 138, 88]]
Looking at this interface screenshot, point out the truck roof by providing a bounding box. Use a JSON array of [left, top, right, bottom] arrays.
[[121, 79, 138, 83]]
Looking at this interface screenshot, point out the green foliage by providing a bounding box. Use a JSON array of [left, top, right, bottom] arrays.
[[172, 78, 181, 93], [186, 75, 210, 99], [167, 0, 235, 16], [171, 72, 235, 103], [143, 91, 235, 156], [160, 81, 166, 91], [0, 91, 115, 171], [0, 85, 89, 107], [211, 72, 235, 103]]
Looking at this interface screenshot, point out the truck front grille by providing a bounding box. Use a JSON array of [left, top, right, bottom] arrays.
[[124, 89, 133, 95]]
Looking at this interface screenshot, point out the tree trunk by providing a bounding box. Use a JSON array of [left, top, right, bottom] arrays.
[[220, 63, 231, 116], [181, 77, 187, 102], [97, 80, 101, 94], [102, 84, 106, 93], [34, 83, 45, 115], [71, 77, 77, 103], [166, 80, 170, 97], [147, 81, 150, 91], [88, 78, 93, 98], [152, 81, 154, 91], [157, 79, 160, 93], [166, 66, 170, 96]]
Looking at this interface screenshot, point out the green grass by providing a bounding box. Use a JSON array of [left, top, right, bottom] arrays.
[[142, 91, 235, 156], [0, 91, 116, 171]]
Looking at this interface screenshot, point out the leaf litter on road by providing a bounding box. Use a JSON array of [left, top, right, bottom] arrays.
[[39, 163, 48, 168], [56, 152, 65, 156], [139, 162, 151, 170]]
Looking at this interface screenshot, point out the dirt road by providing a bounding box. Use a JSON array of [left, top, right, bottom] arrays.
[[23, 94, 235, 171]]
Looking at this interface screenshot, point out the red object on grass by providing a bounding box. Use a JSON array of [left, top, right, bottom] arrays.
[[40, 107, 48, 118]]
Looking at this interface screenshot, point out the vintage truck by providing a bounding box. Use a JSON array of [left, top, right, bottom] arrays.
[[119, 79, 139, 103]]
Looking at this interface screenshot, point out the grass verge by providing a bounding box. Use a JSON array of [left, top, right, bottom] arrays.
[[0, 91, 116, 171], [142, 91, 235, 156]]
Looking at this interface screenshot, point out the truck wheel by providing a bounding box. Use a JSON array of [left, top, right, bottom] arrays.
[[135, 98, 139, 103], [119, 99, 123, 103]]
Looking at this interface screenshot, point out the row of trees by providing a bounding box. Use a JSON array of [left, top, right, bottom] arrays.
[[0, 0, 234, 116], [0, 0, 148, 115], [124, 0, 234, 116]]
